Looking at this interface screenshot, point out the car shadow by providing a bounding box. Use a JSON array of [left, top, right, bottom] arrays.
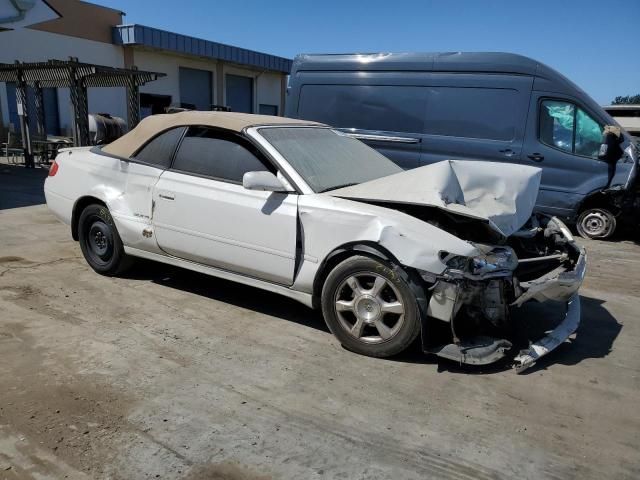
[[0, 162, 49, 210], [122, 259, 330, 333], [122, 262, 621, 374], [393, 294, 622, 375], [514, 295, 622, 375]]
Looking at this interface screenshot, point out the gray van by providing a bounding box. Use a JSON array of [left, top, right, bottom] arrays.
[[285, 52, 638, 239]]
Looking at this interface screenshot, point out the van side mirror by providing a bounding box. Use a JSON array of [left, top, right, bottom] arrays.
[[599, 125, 624, 163], [242, 171, 288, 192]]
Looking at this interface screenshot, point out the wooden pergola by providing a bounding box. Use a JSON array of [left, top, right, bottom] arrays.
[[0, 58, 165, 166]]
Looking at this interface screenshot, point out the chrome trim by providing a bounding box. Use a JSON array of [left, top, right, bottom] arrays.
[[340, 131, 421, 144]]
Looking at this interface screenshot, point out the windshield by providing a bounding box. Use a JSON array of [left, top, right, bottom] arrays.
[[258, 127, 402, 192]]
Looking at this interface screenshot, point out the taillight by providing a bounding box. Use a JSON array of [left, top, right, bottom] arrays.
[[49, 160, 59, 177]]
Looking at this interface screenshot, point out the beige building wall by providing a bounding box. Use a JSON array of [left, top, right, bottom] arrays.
[[0, 0, 288, 134], [132, 48, 284, 114], [131, 48, 218, 108], [0, 28, 127, 134]]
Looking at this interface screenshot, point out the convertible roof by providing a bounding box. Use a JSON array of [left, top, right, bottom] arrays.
[[102, 111, 323, 158]]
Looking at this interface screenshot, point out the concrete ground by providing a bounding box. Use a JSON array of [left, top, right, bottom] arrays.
[[0, 163, 639, 479]]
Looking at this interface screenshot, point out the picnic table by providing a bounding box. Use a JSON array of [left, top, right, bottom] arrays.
[[32, 136, 73, 165]]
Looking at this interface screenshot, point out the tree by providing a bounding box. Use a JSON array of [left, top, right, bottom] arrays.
[[612, 95, 640, 105]]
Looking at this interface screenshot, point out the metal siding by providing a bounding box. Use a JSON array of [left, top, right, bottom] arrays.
[[113, 25, 292, 73]]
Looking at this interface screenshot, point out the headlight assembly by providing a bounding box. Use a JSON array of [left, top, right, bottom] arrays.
[[439, 246, 518, 277]]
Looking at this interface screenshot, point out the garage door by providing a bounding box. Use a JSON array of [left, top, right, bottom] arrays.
[[226, 74, 253, 113], [179, 67, 212, 111], [6, 83, 60, 135]]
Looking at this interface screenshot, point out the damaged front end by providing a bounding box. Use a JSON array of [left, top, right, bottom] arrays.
[[422, 214, 586, 373]]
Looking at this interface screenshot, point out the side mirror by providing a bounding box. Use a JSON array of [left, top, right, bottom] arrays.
[[599, 125, 624, 163], [242, 171, 288, 192]]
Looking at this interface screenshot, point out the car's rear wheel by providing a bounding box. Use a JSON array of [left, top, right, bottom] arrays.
[[321, 255, 421, 357], [78, 204, 132, 275], [576, 207, 617, 239]]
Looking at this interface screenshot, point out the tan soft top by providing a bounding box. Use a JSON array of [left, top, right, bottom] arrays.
[[102, 111, 324, 158]]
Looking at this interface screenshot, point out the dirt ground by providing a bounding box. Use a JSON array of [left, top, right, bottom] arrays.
[[1, 170, 639, 478]]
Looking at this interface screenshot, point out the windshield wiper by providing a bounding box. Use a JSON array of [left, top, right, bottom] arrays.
[[319, 182, 359, 193]]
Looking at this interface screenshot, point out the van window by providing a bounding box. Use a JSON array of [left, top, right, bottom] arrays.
[[424, 87, 518, 141], [575, 108, 603, 157], [297, 85, 426, 134], [539, 100, 574, 153], [539, 100, 603, 158]]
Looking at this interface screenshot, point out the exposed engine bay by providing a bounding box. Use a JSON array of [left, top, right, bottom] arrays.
[[418, 213, 585, 372], [352, 200, 586, 372]]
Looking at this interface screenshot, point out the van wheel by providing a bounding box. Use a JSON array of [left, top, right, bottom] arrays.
[[78, 204, 132, 275], [321, 255, 421, 358], [576, 208, 617, 239]]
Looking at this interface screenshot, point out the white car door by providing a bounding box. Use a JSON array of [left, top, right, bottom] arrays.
[[152, 126, 298, 285], [107, 126, 186, 250]]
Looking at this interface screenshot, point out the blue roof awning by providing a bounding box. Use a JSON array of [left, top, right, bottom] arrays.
[[113, 24, 292, 74]]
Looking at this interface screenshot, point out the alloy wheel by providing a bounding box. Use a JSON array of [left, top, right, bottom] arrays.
[[333, 272, 405, 344]]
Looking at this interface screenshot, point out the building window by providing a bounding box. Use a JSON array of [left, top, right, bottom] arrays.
[[259, 104, 278, 116], [140, 94, 172, 118]]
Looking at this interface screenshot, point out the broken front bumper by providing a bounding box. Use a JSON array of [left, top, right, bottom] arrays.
[[511, 246, 586, 373], [513, 293, 580, 372], [425, 244, 587, 373], [513, 246, 587, 306]]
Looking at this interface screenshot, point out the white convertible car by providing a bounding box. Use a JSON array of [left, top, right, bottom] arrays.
[[45, 112, 586, 372]]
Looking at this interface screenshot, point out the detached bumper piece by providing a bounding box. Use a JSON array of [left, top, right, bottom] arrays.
[[510, 247, 586, 373], [513, 294, 580, 373]]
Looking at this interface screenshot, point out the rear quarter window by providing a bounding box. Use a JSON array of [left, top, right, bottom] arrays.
[[133, 127, 186, 167]]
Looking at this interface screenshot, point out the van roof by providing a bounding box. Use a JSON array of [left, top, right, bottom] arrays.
[[293, 52, 544, 75], [291, 52, 615, 126]]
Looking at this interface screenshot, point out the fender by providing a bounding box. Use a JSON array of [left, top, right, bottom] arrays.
[[311, 241, 399, 303]]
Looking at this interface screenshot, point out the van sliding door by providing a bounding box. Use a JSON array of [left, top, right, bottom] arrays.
[[295, 81, 427, 170], [420, 74, 533, 166]]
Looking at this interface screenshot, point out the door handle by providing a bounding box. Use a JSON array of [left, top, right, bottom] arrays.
[[499, 148, 516, 158], [158, 191, 175, 201], [527, 153, 544, 162]]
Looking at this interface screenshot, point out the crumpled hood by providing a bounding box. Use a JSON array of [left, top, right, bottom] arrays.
[[329, 160, 542, 237]]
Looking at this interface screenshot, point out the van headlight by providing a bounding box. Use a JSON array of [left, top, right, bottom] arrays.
[[439, 246, 518, 276]]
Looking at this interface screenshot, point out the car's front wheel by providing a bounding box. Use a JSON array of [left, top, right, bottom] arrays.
[[78, 204, 132, 276], [321, 255, 421, 358]]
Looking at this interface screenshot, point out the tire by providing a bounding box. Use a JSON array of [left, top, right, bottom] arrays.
[[321, 255, 421, 358], [576, 207, 617, 240], [78, 204, 132, 275]]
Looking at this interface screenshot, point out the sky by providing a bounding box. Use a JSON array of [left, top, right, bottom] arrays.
[[93, 0, 639, 105]]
